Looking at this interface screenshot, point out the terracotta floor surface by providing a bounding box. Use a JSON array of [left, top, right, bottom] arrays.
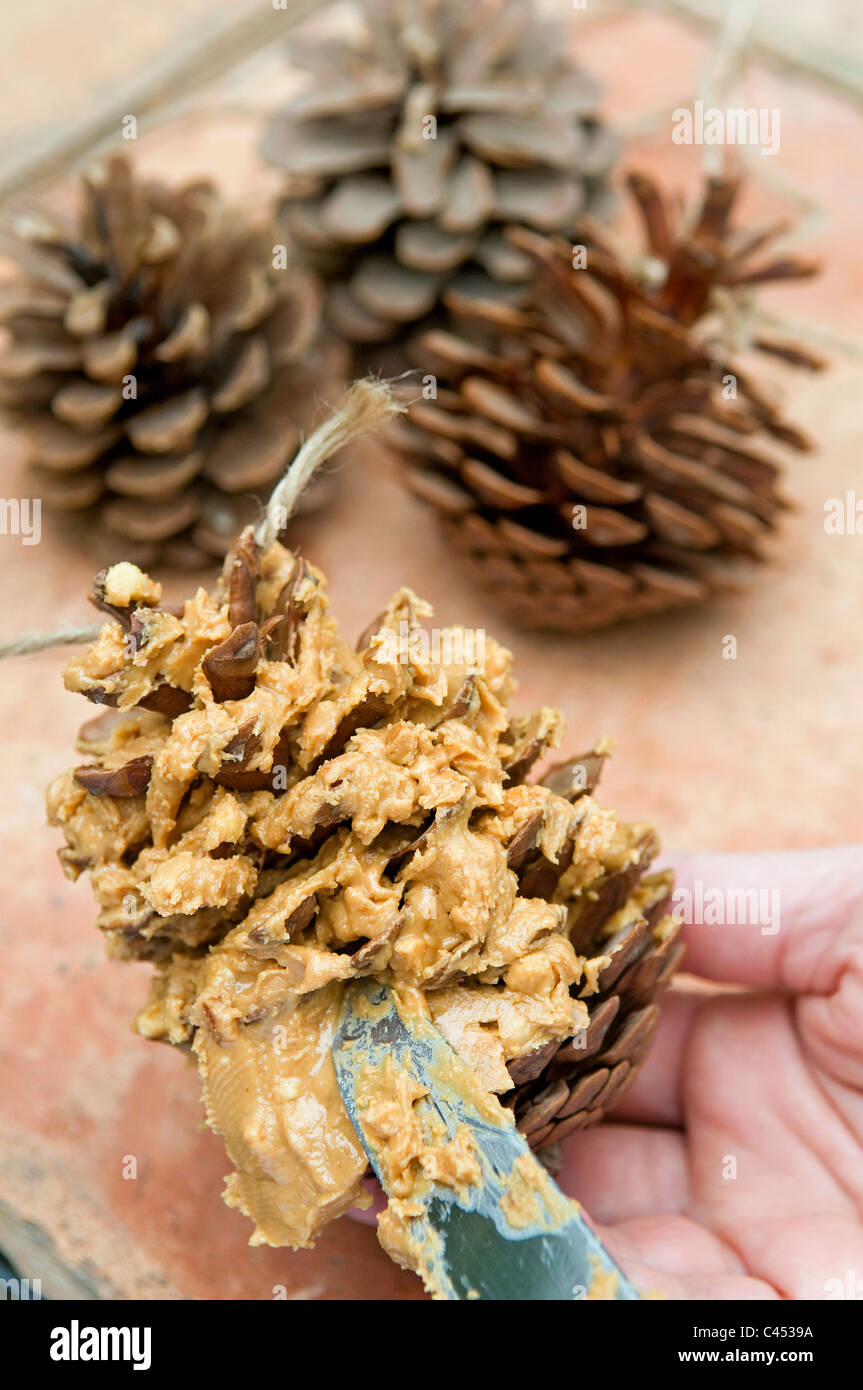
[[0, 4, 861, 1299]]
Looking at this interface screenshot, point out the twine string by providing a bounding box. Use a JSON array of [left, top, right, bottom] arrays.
[[0, 624, 104, 660], [255, 376, 406, 549]]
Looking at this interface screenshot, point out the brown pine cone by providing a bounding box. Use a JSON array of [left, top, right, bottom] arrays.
[[261, 0, 618, 356], [0, 155, 345, 568], [48, 536, 681, 1251], [396, 173, 824, 633]]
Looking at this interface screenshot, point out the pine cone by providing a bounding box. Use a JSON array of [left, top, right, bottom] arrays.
[[0, 155, 344, 568], [397, 173, 824, 634], [48, 537, 681, 1250], [260, 0, 617, 354]]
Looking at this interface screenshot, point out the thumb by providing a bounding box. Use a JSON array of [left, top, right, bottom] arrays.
[[661, 846, 863, 995]]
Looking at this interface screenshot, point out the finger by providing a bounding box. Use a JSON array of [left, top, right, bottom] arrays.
[[556, 1122, 689, 1222], [798, 971, 863, 1091], [348, 1178, 385, 1226], [684, 994, 863, 1297], [611, 985, 710, 1128], [595, 1223, 779, 1300], [599, 1213, 744, 1278], [662, 846, 863, 992]]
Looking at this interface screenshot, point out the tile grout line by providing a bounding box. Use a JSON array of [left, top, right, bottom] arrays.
[[616, 0, 863, 107], [0, 0, 332, 200], [6, 0, 863, 203]]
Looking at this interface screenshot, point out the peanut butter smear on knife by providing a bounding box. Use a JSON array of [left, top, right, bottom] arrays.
[[334, 979, 637, 1299]]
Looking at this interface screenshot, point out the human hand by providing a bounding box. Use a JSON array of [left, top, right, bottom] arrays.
[[559, 846, 863, 1299], [351, 846, 863, 1300]]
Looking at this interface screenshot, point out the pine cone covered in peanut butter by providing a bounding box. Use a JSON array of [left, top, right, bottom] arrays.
[[48, 534, 682, 1250]]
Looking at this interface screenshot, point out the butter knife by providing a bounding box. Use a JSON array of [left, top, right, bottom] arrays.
[[334, 978, 640, 1301]]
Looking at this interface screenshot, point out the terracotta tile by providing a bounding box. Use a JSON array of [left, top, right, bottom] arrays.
[[0, 1, 260, 185], [1, 6, 862, 1300]]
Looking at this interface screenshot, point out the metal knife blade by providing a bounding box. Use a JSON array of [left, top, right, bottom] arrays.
[[334, 978, 640, 1301]]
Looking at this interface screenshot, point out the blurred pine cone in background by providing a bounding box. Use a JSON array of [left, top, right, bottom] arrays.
[[261, 0, 618, 360], [0, 155, 344, 569], [397, 173, 824, 634]]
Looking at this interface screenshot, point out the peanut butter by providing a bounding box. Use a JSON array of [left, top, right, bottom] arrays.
[[48, 535, 660, 1254]]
